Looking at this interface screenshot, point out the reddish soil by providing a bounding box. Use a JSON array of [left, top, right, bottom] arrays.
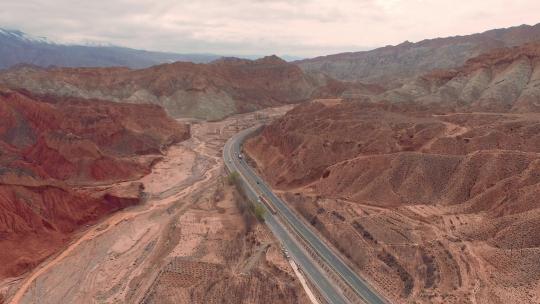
[[2, 105, 306, 304], [245, 100, 540, 303], [0, 56, 379, 120], [0, 87, 189, 281]]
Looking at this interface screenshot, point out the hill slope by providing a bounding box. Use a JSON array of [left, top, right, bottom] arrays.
[[297, 23, 540, 85], [245, 100, 540, 303], [378, 42, 540, 112], [0, 88, 189, 280], [0, 56, 377, 120]]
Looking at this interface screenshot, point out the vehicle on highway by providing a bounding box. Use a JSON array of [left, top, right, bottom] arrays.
[[259, 195, 277, 215], [280, 245, 290, 259], [224, 127, 387, 304]]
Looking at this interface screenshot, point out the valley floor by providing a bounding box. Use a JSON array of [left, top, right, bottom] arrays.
[[2, 106, 308, 304]]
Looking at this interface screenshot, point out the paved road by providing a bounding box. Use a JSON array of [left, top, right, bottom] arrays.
[[223, 125, 388, 304]]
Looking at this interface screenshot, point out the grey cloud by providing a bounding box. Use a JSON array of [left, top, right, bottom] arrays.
[[1, 0, 540, 57]]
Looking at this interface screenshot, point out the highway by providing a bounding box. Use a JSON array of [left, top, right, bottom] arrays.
[[223, 125, 388, 304]]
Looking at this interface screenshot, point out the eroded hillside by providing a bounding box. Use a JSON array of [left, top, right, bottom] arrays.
[[0, 56, 377, 120], [1, 104, 310, 304], [379, 42, 540, 112], [245, 100, 540, 303], [297, 22, 540, 85], [0, 88, 189, 281]]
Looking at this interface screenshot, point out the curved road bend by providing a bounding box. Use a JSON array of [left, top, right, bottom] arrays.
[[223, 125, 388, 304]]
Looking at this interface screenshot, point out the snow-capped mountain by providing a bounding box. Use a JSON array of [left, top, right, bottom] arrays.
[[0, 28, 50, 44], [0, 28, 221, 69]]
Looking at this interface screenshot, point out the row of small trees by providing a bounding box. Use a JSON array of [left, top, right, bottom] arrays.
[[227, 171, 266, 223]]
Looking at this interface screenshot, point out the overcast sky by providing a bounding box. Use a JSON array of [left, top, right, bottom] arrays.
[[1, 0, 540, 58]]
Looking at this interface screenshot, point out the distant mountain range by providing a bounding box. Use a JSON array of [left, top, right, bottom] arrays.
[[0, 28, 222, 69], [296, 22, 540, 86], [3, 22, 540, 121], [378, 42, 540, 112], [4, 22, 540, 81]]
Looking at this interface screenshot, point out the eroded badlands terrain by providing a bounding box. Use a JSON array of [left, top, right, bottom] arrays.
[[1, 106, 309, 304], [380, 42, 540, 112], [0, 87, 189, 282], [0, 56, 379, 121], [246, 100, 540, 303]]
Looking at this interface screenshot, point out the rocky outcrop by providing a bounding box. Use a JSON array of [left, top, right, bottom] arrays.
[[0, 56, 371, 120], [297, 23, 540, 85], [378, 42, 540, 112], [0, 88, 189, 279]]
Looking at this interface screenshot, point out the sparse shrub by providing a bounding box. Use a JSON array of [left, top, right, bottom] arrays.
[[233, 191, 254, 231], [227, 171, 240, 185], [253, 204, 266, 222], [228, 171, 265, 224]]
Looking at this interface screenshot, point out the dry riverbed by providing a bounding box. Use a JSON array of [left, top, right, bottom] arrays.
[[3, 106, 308, 304]]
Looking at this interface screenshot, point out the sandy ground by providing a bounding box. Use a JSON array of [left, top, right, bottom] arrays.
[[2, 105, 306, 304]]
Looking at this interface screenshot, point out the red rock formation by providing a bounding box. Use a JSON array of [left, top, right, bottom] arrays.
[[0, 88, 189, 279], [246, 100, 540, 302], [0, 56, 378, 120]]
